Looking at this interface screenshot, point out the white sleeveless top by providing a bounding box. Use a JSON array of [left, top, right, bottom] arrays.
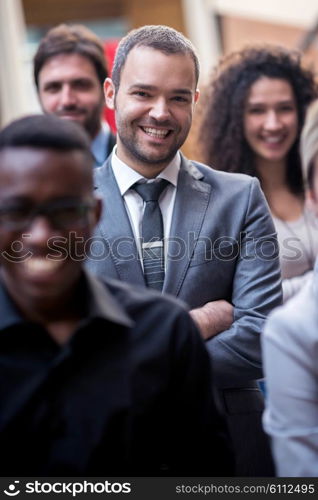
[[272, 209, 318, 301]]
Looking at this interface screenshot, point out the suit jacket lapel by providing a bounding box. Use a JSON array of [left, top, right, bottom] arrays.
[[163, 156, 211, 296], [94, 159, 145, 286]]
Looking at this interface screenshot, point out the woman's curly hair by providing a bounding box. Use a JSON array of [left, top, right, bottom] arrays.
[[198, 45, 318, 194]]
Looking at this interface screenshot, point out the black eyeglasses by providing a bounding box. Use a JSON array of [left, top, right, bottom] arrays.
[[0, 198, 97, 230]]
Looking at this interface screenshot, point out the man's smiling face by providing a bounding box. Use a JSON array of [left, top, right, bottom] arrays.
[[0, 147, 100, 310], [105, 46, 199, 178], [38, 53, 104, 139]]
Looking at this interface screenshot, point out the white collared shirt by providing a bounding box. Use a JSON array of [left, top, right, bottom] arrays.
[[111, 148, 180, 265]]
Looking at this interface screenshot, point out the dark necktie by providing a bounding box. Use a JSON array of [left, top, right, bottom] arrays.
[[133, 179, 169, 290]]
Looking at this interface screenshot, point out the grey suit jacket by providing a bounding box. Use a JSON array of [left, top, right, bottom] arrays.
[[86, 155, 282, 389]]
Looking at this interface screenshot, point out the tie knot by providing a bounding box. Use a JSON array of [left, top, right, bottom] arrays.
[[133, 179, 169, 202]]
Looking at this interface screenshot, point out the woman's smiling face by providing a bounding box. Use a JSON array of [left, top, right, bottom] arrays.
[[244, 77, 298, 165]]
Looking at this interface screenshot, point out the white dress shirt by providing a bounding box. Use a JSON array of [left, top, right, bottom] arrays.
[[111, 148, 180, 266]]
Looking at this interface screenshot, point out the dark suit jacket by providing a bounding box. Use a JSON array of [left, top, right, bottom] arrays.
[[86, 155, 282, 475], [92, 128, 116, 168], [0, 271, 232, 476]]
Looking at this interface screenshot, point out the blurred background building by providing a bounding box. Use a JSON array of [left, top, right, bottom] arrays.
[[1, 0, 318, 142]]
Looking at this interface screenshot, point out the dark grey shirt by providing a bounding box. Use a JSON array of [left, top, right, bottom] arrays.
[[0, 271, 233, 476]]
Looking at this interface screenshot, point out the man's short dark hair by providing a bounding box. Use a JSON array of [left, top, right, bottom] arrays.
[[0, 114, 93, 167], [33, 24, 108, 89], [112, 24, 200, 91]]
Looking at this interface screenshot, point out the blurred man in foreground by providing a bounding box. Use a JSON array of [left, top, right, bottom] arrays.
[[0, 114, 232, 476]]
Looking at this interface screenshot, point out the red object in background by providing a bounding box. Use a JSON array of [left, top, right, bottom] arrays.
[[103, 39, 119, 133]]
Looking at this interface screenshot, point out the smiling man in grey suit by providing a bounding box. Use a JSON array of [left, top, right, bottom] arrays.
[[86, 25, 282, 476]]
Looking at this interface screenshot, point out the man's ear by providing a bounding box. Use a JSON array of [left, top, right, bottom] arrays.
[[104, 78, 115, 110]]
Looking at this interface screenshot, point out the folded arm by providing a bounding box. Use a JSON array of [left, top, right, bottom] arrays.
[[190, 300, 234, 340], [204, 178, 282, 386]]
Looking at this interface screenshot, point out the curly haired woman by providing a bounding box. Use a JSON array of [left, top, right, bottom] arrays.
[[199, 46, 318, 301]]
